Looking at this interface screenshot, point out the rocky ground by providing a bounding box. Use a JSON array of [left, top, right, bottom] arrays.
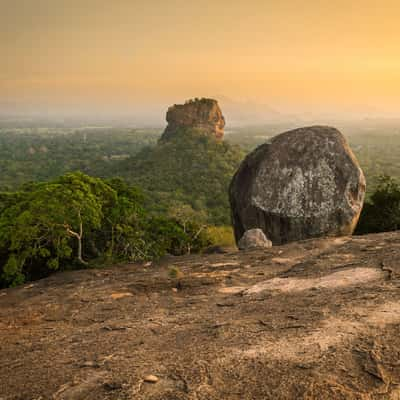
[[2, 232, 400, 399]]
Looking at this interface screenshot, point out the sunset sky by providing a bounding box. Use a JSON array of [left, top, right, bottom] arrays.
[[1, 0, 400, 121]]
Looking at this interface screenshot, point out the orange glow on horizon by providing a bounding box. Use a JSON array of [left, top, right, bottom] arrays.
[[2, 0, 400, 116]]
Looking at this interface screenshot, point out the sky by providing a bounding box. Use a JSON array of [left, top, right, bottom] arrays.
[[1, 0, 400, 122]]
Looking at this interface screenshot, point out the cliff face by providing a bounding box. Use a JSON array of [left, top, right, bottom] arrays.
[[2, 232, 400, 399], [160, 98, 225, 142]]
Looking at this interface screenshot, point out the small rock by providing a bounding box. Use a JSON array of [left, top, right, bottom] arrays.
[[143, 375, 159, 383], [210, 262, 240, 268], [23, 284, 35, 289], [80, 361, 99, 368], [218, 286, 245, 294], [103, 382, 122, 391], [172, 288, 178, 293], [110, 292, 133, 300], [238, 229, 272, 250]]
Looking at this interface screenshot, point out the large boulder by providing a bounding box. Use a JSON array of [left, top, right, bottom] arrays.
[[229, 126, 366, 245], [160, 98, 225, 142]]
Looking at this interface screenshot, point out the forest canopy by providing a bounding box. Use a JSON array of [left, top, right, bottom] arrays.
[[0, 172, 214, 287], [0, 125, 400, 287]]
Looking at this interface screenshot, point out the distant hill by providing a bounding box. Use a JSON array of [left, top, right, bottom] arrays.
[[111, 98, 245, 224], [113, 128, 245, 224]]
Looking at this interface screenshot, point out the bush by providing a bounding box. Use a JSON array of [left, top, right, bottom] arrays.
[[356, 175, 400, 234], [205, 226, 235, 247]]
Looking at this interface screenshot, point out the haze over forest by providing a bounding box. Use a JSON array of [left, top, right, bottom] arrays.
[[2, 0, 400, 125]]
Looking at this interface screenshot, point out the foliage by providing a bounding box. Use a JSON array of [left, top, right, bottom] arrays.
[[0, 172, 218, 288], [3, 124, 400, 228], [0, 172, 115, 286], [0, 127, 160, 191], [205, 226, 236, 247], [0, 127, 244, 226], [113, 129, 245, 225], [2, 123, 400, 287], [356, 175, 400, 234]]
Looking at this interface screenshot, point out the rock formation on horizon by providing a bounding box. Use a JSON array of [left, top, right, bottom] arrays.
[[229, 126, 366, 246], [160, 98, 225, 142]]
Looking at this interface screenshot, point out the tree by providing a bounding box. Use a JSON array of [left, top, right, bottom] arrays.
[[168, 201, 209, 254], [116, 129, 245, 225], [55, 172, 116, 263], [102, 178, 145, 259], [0, 172, 115, 286], [0, 171, 217, 288]]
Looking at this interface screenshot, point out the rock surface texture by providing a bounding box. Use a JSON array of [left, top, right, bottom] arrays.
[[230, 126, 366, 245], [238, 228, 272, 250], [160, 98, 225, 141], [2, 232, 400, 399]]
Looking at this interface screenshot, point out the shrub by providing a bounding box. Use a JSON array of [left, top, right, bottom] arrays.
[[356, 175, 400, 234]]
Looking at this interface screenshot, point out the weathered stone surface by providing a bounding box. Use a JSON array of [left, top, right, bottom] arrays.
[[160, 98, 225, 141], [2, 232, 400, 399], [238, 228, 272, 250], [229, 126, 366, 245]]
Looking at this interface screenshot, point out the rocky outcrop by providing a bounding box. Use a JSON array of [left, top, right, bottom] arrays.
[[229, 126, 366, 245], [238, 228, 272, 250], [160, 98, 225, 141], [2, 232, 400, 399]]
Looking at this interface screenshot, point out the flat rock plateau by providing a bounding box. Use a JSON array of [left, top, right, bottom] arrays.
[[2, 232, 400, 399]]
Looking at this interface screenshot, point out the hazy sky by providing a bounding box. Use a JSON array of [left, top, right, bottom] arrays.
[[1, 0, 400, 119]]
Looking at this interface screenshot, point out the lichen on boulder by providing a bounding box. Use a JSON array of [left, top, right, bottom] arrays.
[[229, 126, 366, 245]]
